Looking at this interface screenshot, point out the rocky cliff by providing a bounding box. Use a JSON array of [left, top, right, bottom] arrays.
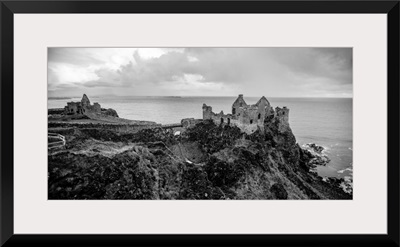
[[48, 117, 352, 200], [101, 108, 119, 117]]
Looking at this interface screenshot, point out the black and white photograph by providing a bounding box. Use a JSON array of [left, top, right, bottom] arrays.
[[47, 47, 353, 200]]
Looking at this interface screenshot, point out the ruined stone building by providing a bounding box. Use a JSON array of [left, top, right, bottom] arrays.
[[202, 94, 289, 134], [64, 94, 101, 115]]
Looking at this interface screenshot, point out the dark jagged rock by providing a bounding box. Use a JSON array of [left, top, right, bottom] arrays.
[[270, 183, 288, 199], [301, 143, 331, 167], [101, 108, 119, 118], [305, 143, 325, 153]]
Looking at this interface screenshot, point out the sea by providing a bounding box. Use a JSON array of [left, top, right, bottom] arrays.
[[48, 96, 353, 179]]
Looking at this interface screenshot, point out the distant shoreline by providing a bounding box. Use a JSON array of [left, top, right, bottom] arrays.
[[48, 96, 100, 100], [48, 97, 73, 100], [49, 96, 353, 100]]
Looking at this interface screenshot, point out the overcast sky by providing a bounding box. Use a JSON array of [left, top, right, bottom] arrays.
[[48, 47, 352, 98]]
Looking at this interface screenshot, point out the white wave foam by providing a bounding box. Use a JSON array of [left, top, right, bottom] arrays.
[[337, 167, 353, 174], [340, 178, 353, 194], [302, 143, 329, 153]]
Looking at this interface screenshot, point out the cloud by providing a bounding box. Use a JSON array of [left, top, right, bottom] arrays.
[[269, 48, 352, 84], [48, 48, 105, 66], [48, 47, 352, 97]]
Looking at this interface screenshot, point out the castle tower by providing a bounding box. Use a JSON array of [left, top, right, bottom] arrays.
[[256, 96, 270, 109], [202, 103, 213, 119], [275, 106, 289, 124], [81, 94, 91, 107], [232, 94, 247, 116], [256, 96, 274, 118]]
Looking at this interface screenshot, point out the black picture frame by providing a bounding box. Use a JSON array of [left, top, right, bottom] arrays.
[[1, 1, 399, 246]]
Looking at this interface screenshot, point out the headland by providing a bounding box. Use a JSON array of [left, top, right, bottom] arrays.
[[48, 94, 352, 199]]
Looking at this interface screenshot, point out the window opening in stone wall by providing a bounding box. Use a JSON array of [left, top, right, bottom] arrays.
[[221, 118, 224, 124], [258, 113, 261, 119], [250, 120, 253, 124]]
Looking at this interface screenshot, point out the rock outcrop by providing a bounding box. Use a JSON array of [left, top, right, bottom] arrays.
[[301, 143, 331, 168], [48, 94, 121, 121], [48, 117, 352, 200], [101, 108, 119, 118]]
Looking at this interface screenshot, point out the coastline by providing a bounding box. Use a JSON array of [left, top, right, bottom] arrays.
[[48, 101, 352, 199]]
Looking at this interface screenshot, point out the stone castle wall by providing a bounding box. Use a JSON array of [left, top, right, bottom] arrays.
[[202, 95, 289, 134], [274, 107, 290, 132], [64, 95, 101, 115], [84, 102, 101, 113], [202, 103, 262, 134], [181, 118, 203, 128]]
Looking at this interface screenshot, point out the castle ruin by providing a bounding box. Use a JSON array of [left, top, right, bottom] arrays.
[[202, 94, 289, 134], [64, 94, 101, 115]]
